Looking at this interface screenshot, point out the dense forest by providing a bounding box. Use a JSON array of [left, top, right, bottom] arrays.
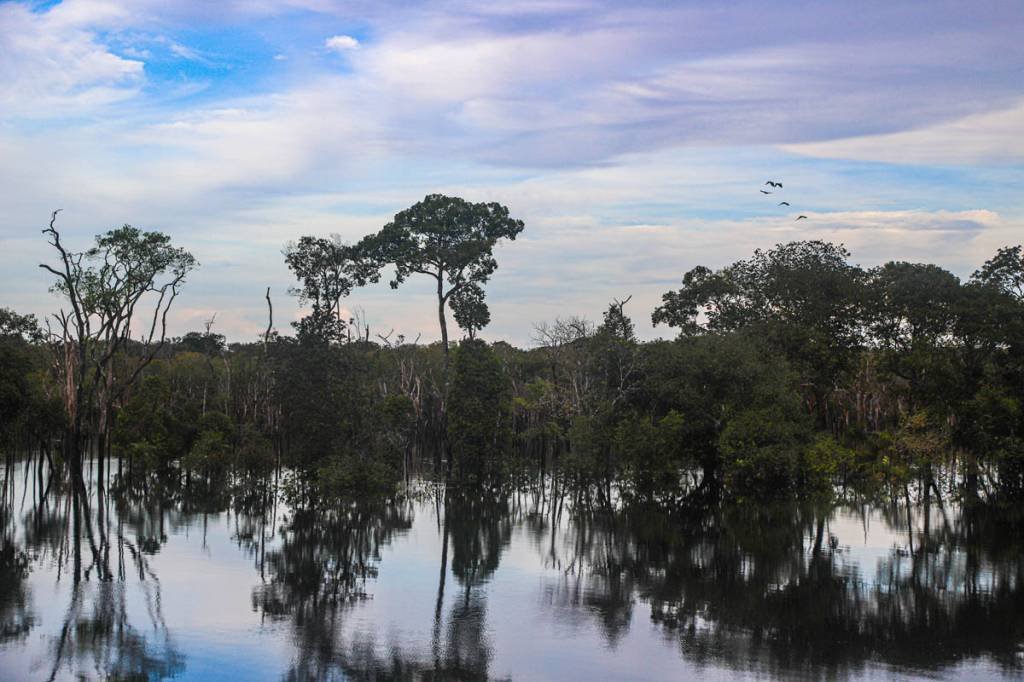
[[3, 194, 1024, 509]]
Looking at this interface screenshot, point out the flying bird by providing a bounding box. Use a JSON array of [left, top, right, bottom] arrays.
[[760, 190, 772, 194], [765, 180, 783, 188], [796, 215, 808, 221], [778, 201, 790, 206]]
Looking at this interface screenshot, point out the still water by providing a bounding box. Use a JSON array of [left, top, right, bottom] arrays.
[[0, 461, 1022, 680]]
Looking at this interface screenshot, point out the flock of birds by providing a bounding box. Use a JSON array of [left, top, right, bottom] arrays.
[[760, 180, 807, 220]]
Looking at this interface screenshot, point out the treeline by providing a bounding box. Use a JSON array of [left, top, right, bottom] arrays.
[[2, 196, 1022, 505]]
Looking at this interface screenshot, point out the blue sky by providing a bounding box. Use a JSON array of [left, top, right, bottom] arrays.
[[1, 0, 1022, 343]]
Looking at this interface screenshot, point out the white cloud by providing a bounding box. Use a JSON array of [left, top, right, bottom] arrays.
[[0, 3, 144, 118], [325, 34, 360, 52], [782, 100, 1024, 166]]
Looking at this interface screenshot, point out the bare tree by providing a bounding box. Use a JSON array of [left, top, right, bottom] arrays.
[[39, 211, 197, 489]]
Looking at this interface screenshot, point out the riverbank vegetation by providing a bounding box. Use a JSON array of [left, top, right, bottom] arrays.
[[2, 196, 1023, 510]]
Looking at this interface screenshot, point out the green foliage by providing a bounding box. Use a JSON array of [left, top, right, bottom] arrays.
[[803, 435, 854, 490], [993, 438, 1024, 497], [448, 339, 512, 479], [113, 375, 180, 471], [653, 241, 863, 359], [0, 312, 62, 448], [958, 384, 1021, 456], [315, 454, 397, 499], [284, 234, 380, 343], [653, 241, 870, 435], [185, 429, 231, 476], [88, 225, 197, 288], [515, 378, 565, 445], [235, 425, 276, 476], [892, 411, 951, 474], [178, 331, 225, 355], [364, 194, 525, 292], [284, 235, 379, 309], [381, 393, 415, 426], [564, 412, 614, 481], [359, 194, 524, 347], [718, 406, 816, 498], [591, 298, 640, 410], [182, 411, 234, 477], [641, 332, 800, 479], [273, 338, 365, 468], [7, 231, 1024, 507], [972, 244, 1024, 301], [616, 411, 691, 499], [0, 308, 43, 343], [450, 283, 490, 339]]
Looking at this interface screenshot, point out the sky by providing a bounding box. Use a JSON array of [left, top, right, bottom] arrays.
[[1, 0, 1022, 345]]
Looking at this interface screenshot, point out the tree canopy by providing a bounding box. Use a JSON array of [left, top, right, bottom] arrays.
[[359, 194, 524, 355]]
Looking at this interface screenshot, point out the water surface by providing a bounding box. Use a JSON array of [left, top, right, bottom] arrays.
[[1, 462, 1022, 680]]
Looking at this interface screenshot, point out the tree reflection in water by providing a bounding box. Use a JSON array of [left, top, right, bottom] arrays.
[[0, 502, 33, 645], [437, 487, 513, 679], [1, 458, 1022, 680], [238, 480, 1024, 680], [258, 487, 516, 681], [0, 461, 184, 681], [255, 495, 416, 680], [541, 494, 1024, 678]]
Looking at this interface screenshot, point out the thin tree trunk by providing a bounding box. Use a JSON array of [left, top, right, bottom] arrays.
[[437, 276, 449, 372]]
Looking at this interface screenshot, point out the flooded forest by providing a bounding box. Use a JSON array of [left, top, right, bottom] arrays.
[[1, 196, 1023, 679]]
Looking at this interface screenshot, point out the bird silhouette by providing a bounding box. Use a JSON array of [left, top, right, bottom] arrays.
[[760, 190, 772, 194], [796, 215, 807, 221], [778, 201, 790, 206], [765, 180, 783, 188]]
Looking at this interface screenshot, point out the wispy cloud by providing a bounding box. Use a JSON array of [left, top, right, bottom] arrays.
[[783, 101, 1024, 166], [166, 39, 204, 61], [0, 2, 144, 118]]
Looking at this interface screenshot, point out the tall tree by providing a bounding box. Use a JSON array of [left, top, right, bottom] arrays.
[[39, 211, 196, 490], [283, 234, 378, 343], [359, 194, 524, 373]]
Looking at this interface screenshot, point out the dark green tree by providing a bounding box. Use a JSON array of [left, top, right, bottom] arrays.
[[864, 262, 962, 411], [0, 308, 60, 454], [449, 283, 490, 340], [359, 194, 524, 372], [178, 330, 226, 355], [972, 244, 1024, 301], [0, 309, 43, 343], [448, 339, 512, 479], [654, 241, 865, 426], [284, 234, 378, 343], [640, 331, 802, 487]]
